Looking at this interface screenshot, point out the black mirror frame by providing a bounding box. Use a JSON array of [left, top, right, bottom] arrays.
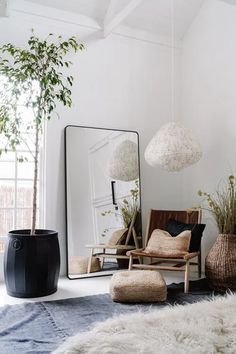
[[64, 125, 142, 280]]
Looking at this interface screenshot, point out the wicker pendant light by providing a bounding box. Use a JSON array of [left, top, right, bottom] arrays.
[[144, 0, 202, 172], [144, 122, 202, 172], [106, 140, 139, 181]]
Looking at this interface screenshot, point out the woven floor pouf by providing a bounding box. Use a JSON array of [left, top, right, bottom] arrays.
[[110, 270, 167, 303]]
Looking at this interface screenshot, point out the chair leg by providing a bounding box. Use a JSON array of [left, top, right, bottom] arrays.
[[87, 249, 94, 274], [184, 260, 190, 293], [100, 249, 105, 269], [128, 255, 133, 270], [198, 253, 201, 278]]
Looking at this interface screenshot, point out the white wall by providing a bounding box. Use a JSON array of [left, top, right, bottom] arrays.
[[2, 1, 234, 279], [0, 9, 182, 276], [2, 0, 235, 279], [181, 0, 236, 262]]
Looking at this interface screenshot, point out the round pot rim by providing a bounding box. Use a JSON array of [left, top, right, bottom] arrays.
[[8, 229, 58, 237]]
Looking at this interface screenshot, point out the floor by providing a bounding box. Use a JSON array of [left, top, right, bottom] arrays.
[[0, 270, 201, 307]]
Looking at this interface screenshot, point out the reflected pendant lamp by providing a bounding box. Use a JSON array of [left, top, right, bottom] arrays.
[[145, 0, 202, 172], [144, 122, 202, 172], [106, 140, 139, 181]]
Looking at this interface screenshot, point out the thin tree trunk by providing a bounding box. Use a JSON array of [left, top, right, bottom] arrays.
[[31, 120, 39, 235]]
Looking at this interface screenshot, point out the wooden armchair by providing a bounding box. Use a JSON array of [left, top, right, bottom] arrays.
[[128, 209, 202, 293], [86, 211, 140, 273]]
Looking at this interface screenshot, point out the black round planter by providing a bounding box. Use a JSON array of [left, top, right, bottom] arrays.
[[4, 229, 60, 298]]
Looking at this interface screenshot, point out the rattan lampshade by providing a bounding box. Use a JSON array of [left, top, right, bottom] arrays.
[[144, 122, 202, 172], [106, 140, 139, 181]]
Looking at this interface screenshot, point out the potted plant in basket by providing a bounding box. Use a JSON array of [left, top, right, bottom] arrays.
[[198, 175, 236, 290], [0, 31, 84, 297]]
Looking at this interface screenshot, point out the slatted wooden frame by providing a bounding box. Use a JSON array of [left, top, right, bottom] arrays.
[[128, 209, 202, 293]]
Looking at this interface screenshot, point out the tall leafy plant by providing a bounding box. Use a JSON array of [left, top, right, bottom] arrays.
[[0, 32, 84, 235]]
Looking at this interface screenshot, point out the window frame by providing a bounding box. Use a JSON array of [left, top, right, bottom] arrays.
[[0, 141, 45, 278], [0, 74, 46, 280]]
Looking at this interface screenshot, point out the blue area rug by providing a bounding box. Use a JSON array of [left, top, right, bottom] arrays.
[[0, 279, 222, 354]]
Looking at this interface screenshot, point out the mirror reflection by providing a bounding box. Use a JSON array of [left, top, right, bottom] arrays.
[[65, 126, 142, 279]]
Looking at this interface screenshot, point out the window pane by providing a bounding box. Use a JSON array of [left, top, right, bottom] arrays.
[[17, 152, 35, 179], [0, 181, 15, 207], [0, 152, 15, 162], [17, 151, 34, 162], [16, 181, 39, 208], [17, 181, 33, 208], [0, 77, 42, 247], [0, 210, 14, 237], [0, 242, 5, 252], [16, 209, 39, 230], [0, 162, 15, 178], [18, 104, 39, 132], [16, 209, 32, 230], [16, 133, 36, 151], [0, 237, 7, 252], [17, 162, 34, 179]]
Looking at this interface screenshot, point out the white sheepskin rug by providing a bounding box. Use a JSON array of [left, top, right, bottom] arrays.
[[54, 294, 236, 354]]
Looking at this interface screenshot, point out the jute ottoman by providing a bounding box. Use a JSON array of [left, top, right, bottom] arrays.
[[110, 270, 167, 303]]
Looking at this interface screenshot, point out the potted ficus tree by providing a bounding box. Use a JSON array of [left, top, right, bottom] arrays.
[[0, 31, 84, 297]]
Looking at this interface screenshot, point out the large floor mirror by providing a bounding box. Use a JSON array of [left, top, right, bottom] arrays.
[[65, 126, 142, 279]]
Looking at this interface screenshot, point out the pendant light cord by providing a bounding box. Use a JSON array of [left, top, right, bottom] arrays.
[[171, 0, 175, 122]]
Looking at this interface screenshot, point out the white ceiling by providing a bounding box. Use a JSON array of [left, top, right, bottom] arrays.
[[122, 0, 205, 38], [23, 0, 205, 39]]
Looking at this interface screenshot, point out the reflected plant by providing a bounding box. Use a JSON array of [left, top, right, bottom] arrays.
[[101, 180, 140, 236], [197, 175, 236, 234]]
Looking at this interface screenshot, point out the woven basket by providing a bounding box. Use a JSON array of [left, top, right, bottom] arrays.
[[69, 256, 101, 274], [205, 234, 236, 291], [110, 270, 167, 302]]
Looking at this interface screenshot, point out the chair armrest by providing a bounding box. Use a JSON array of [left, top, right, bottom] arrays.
[[127, 249, 194, 259], [184, 252, 199, 260], [85, 244, 136, 250], [126, 248, 145, 256]]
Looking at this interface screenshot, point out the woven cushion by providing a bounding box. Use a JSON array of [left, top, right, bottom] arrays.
[[166, 219, 205, 252], [110, 270, 167, 302], [69, 256, 101, 274], [107, 228, 128, 246], [145, 229, 191, 256]]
